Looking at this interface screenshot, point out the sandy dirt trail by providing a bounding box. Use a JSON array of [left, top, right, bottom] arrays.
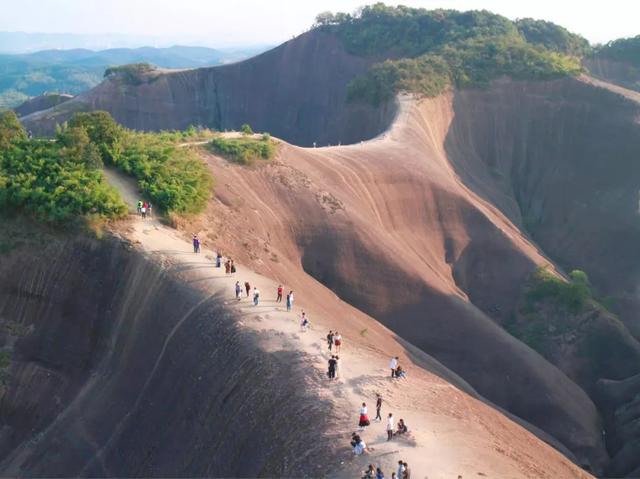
[[107, 170, 591, 479]]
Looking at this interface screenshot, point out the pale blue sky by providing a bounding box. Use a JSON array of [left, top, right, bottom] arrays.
[[0, 0, 637, 47]]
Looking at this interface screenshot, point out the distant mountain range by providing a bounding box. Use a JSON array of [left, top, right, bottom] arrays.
[[0, 42, 268, 108]]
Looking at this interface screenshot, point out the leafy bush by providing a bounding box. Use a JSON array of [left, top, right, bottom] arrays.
[[594, 35, 640, 68], [209, 135, 276, 165], [319, 4, 584, 104], [526, 267, 592, 314], [112, 131, 213, 214], [103, 63, 156, 84], [0, 110, 26, 149], [0, 136, 127, 223], [240, 123, 254, 135]]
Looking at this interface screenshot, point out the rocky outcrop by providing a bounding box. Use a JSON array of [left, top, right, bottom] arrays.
[[13, 93, 73, 118], [21, 30, 395, 146], [584, 57, 640, 92], [0, 228, 341, 476]]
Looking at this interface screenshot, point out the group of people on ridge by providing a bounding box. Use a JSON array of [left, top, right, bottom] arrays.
[[136, 200, 152, 219], [360, 461, 411, 479], [389, 356, 407, 379]]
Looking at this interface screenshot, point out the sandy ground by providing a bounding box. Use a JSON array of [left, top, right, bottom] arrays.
[[106, 167, 592, 479]]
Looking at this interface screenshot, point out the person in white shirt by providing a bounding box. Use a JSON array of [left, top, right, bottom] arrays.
[[387, 413, 394, 441], [354, 439, 367, 455], [253, 287, 260, 306], [358, 402, 369, 428], [390, 356, 398, 378]]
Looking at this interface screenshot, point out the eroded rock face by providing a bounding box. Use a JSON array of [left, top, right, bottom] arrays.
[[13, 93, 73, 117], [21, 30, 396, 147], [584, 58, 640, 93], [0, 232, 339, 477]]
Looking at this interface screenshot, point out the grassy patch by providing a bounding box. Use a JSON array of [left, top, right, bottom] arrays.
[[209, 134, 277, 165]]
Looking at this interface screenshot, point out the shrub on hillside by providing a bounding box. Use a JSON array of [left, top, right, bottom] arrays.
[[209, 135, 276, 165]]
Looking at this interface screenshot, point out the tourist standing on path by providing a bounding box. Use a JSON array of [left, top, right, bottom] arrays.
[[276, 285, 283, 302], [141, 204, 147, 219], [225, 260, 231, 274], [235, 281, 242, 300], [390, 356, 398, 378], [334, 331, 342, 353], [300, 311, 309, 332], [375, 394, 383, 421], [245, 281, 251, 297], [328, 355, 337, 379], [334, 355, 340, 378], [386, 413, 394, 441], [192, 235, 200, 253], [397, 461, 406, 479], [253, 287, 260, 306], [230, 260, 236, 274], [402, 462, 410, 479], [216, 252, 222, 268], [136, 200, 142, 215], [359, 402, 370, 428], [327, 330, 334, 351], [147, 203, 152, 217], [286, 290, 294, 311]]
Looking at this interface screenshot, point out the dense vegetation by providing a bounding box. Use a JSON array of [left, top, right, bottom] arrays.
[[209, 132, 277, 165], [103, 63, 158, 85], [0, 110, 127, 223], [0, 110, 214, 224], [594, 35, 640, 67], [316, 4, 585, 105], [69, 112, 214, 215]]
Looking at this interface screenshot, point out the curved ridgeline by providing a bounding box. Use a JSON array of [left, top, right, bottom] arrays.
[[21, 30, 397, 147], [0, 230, 337, 476]]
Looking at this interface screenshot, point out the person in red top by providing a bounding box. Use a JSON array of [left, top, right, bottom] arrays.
[[276, 285, 283, 302]]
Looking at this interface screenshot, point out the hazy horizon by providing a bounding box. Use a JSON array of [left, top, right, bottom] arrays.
[[0, 0, 637, 52]]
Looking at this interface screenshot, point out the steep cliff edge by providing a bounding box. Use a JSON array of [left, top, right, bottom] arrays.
[[21, 30, 396, 147]]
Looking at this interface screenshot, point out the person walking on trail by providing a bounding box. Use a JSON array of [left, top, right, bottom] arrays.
[[397, 461, 406, 479], [225, 260, 231, 274], [358, 402, 370, 428], [235, 281, 242, 300], [286, 290, 294, 311], [334, 331, 342, 353], [386, 413, 394, 441], [389, 356, 398, 378], [375, 394, 383, 421], [276, 285, 283, 303], [300, 311, 309, 332], [402, 462, 410, 479], [245, 281, 251, 297], [147, 203, 153, 217], [327, 330, 334, 351], [230, 260, 236, 274], [136, 200, 142, 215], [141, 204, 147, 219], [216, 252, 222, 268], [334, 355, 340, 378], [192, 235, 200, 253], [363, 465, 375, 479], [253, 287, 260, 306], [328, 355, 337, 379]]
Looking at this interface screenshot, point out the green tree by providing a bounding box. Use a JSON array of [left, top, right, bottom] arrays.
[[240, 123, 254, 135], [0, 110, 26, 150]]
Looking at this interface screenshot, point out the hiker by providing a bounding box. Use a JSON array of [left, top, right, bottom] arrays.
[[277, 284, 283, 302], [395, 365, 407, 379], [350, 432, 361, 449], [216, 252, 222, 268], [245, 281, 251, 297], [136, 200, 142, 215], [375, 394, 382, 421], [235, 281, 242, 300], [397, 461, 406, 479], [363, 465, 375, 479], [230, 260, 236, 274], [327, 330, 334, 351], [225, 260, 231, 274], [390, 356, 398, 378], [376, 468, 385, 479], [141, 204, 147, 219], [328, 355, 337, 379], [147, 202, 153, 217], [334, 355, 340, 378], [402, 462, 410, 479], [300, 311, 309, 332], [253, 287, 260, 306], [386, 413, 394, 440], [334, 331, 342, 353], [358, 402, 370, 428], [193, 235, 200, 253], [286, 290, 294, 311], [396, 418, 408, 436]]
